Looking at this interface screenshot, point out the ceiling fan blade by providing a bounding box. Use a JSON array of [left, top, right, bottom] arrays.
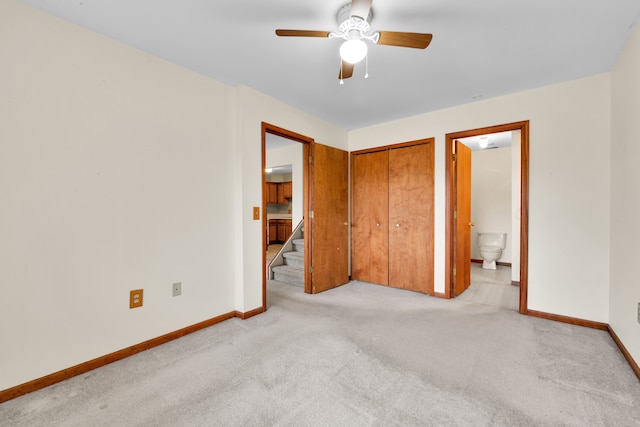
[[350, 0, 373, 20], [377, 31, 433, 49], [339, 61, 354, 80], [275, 29, 330, 38]]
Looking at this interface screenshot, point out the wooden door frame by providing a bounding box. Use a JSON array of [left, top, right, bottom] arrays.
[[261, 123, 313, 309], [445, 121, 529, 314]]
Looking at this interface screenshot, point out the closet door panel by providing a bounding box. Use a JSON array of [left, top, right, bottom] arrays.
[[388, 144, 433, 293], [351, 151, 389, 285]]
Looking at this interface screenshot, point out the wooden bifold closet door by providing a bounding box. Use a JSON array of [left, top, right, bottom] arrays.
[[351, 141, 434, 294]]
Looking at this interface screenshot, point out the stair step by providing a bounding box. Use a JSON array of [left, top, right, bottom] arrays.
[[292, 239, 304, 253], [283, 251, 304, 267], [272, 265, 304, 287]]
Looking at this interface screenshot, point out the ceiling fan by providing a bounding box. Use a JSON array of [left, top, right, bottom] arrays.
[[275, 0, 433, 81]]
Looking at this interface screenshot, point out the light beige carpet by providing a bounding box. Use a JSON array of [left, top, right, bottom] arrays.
[[2, 280, 639, 426]]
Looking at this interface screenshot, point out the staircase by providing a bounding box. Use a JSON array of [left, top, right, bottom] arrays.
[[270, 225, 304, 287]]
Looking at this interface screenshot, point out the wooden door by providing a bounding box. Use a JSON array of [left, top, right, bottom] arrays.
[[454, 141, 472, 296], [388, 144, 434, 293], [308, 142, 349, 293], [351, 151, 389, 285]]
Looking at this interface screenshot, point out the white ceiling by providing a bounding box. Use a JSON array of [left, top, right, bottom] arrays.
[[21, 0, 640, 130]]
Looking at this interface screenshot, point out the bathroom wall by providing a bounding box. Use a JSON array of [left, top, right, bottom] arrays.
[[471, 146, 513, 263]]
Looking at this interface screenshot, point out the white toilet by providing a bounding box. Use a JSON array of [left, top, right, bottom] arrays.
[[477, 232, 507, 270]]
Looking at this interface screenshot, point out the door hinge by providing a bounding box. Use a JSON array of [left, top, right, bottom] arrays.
[[453, 267, 457, 276], [308, 155, 313, 164], [452, 153, 457, 161], [453, 210, 457, 219], [309, 266, 314, 273], [309, 210, 314, 218]]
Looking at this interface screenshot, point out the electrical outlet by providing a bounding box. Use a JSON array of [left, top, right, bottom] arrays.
[[253, 207, 260, 220], [130, 289, 143, 308], [173, 282, 182, 297]]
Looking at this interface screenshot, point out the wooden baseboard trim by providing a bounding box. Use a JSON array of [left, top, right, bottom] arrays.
[[433, 292, 448, 299], [235, 306, 265, 320], [526, 309, 608, 331], [608, 326, 640, 381], [0, 308, 266, 404]]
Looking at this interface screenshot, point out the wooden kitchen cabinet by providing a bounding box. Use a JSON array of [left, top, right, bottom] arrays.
[[268, 220, 278, 244], [276, 185, 286, 205], [276, 220, 286, 242], [266, 181, 292, 205], [267, 182, 279, 204], [282, 219, 292, 242], [282, 181, 292, 199], [268, 219, 292, 244]]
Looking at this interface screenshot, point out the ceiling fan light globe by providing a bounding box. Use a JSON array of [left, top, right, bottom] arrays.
[[340, 39, 367, 64]]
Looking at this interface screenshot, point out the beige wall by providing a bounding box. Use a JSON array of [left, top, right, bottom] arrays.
[[3, 0, 638, 394], [349, 73, 612, 323], [610, 22, 640, 365], [233, 85, 347, 312], [0, 1, 347, 391], [0, 1, 238, 389]]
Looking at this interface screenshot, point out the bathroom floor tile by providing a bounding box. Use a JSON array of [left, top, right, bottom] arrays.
[[456, 263, 519, 310]]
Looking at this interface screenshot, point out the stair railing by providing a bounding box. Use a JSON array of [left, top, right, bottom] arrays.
[[268, 219, 304, 280]]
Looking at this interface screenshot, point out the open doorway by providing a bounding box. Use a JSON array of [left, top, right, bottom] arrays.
[[454, 131, 519, 310], [445, 121, 529, 314], [261, 123, 350, 309], [264, 138, 300, 269], [262, 124, 309, 306]]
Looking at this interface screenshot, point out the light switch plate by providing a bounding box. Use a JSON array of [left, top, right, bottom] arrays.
[[253, 207, 260, 220]]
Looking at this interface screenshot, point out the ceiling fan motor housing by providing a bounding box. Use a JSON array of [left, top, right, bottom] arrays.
[[337, 3, 372, 38]]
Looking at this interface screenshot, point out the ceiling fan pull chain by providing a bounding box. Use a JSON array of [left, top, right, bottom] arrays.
[[340, 58, 344, 85], [365, 54, 369, 79]]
